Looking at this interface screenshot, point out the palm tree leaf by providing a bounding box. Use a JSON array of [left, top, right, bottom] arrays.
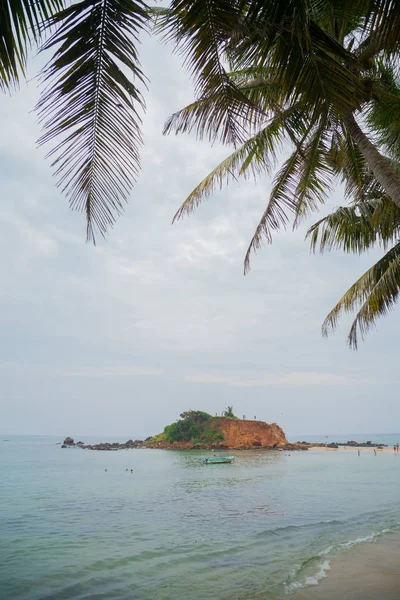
[[363, 0, 400, 53], [322, 241, 400, 348], [172, 103, 304, 223], [36, 0, 148, 242], [292, 116, 334, 227], [163, 72, 291, 142], [243, 145, 305, 274], [307, 192, 400, 253], [244, 115, 334, 272], [0, 0, 63, 91], [160, 0, 258, 146]]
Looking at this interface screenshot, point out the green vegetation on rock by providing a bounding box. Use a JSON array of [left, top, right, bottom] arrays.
[[161, 410, 224, 445], [223, 406, 238, 419]]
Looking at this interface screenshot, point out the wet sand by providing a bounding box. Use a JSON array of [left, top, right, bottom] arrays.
[[293, 531, 400, 600]]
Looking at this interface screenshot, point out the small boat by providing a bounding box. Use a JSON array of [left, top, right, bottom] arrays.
[[203, 456, 234, 464]]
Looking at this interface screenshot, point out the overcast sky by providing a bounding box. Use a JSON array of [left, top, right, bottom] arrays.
[[1, 32, 399, 439]]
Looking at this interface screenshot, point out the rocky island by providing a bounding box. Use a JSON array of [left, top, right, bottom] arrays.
[[61, 408, 389, 452], [61, 408, 292, 451]]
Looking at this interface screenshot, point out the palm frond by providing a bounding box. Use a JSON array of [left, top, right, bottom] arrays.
[[322, 241, 400, 348], [292, 117, 334, 227], [172, 103, 304, 222], [163, 72, 289, 141], [161, 0, 259, 145], [0, 0, 63, 91], [244, 115, 334, 273], [36, 0, 148, 242], [230, 5, 361, 117], [243, 145, 305, 274], [163, 88, 257, 143], [309, 198, 396, 251], [366, 61, 400, 161], [363, 0, 400, 53]]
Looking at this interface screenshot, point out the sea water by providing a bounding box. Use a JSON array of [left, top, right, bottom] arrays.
[[1, 435, 400, 599]]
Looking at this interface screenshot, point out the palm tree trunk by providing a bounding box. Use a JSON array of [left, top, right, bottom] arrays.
[[344, 113, 400, 209]]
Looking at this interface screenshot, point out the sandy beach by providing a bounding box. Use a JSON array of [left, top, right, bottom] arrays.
[[309, 446, 399, 454], [293, 530, 400, 600]]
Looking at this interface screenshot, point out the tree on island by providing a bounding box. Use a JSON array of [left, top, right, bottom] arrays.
[[223, 406, 236, 419], [163, 410, 224, 444], [3, 1, 400, 344]]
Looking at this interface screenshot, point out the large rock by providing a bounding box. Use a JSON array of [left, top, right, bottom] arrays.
[[63, 437, 74, 445], [217, 419, 287, 448], [147, 418, 288, 450]]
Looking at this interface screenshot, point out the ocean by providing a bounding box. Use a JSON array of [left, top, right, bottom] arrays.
[[1, 434, 400, 599]]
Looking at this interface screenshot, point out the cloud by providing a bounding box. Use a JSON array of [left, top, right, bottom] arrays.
[[1, 30, 400, 436], [68, 365, 165, 378], [184, 371, 367, 388]]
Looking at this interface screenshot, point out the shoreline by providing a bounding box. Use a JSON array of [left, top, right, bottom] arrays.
[[309, 445, 397, 454], [61, 435, 393, 452], [293, 530, 400, 600], [60, 441, 395, 452]]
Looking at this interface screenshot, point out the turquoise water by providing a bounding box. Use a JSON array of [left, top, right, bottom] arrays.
[[1, 435, 400, 599]]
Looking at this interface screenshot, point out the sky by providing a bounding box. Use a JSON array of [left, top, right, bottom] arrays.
[[1, 32, 400, 440]]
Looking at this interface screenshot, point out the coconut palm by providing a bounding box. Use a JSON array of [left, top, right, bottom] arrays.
[[223, 406, 235, 418], [168, 1, 400, 236], [2, 0, 400, 244], [162, 0, 400, 344], [2, 0, 150, 242], [4, 0, 400, 348], [307, 175, 400, 348]]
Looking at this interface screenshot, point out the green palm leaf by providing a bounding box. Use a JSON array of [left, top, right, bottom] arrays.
[[0, 0, 63, 91], [161, 0, 258, 145], [244, 117, 334, 273], [292, 117, 334, 227], [243, 146, 305, 273], [172, 103, 304, 223], [307, 197, 400, 254], [36, 0, 148, 242], [322, 242, 400, 349]]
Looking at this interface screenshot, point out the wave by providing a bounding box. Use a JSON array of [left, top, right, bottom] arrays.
[[255, 519, 342, 538], [256, 505, 400, 540], [316, 526, 395, 557], [286, 560, 331, 592], [284, 522, 400, 595]]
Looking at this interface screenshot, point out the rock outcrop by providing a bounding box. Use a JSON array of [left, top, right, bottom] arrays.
[[146, 418, 287, 450], [60, 418, 289, 451], [218, 419, 286, 448]]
